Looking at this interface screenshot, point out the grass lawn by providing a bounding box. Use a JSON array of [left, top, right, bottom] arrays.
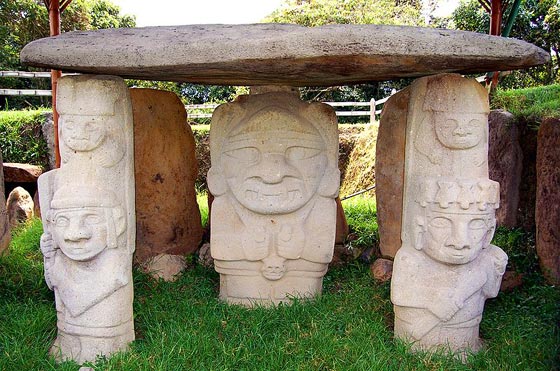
[[0, 197, 558, 370]]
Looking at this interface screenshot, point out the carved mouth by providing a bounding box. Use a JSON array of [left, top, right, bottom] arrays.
[[245, 189, 302, 203]]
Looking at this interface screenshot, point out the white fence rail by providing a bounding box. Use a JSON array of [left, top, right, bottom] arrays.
[[2, 70, 392, 122]]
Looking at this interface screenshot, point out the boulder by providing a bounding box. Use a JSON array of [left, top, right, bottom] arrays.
[[141, 253, 187, 282], [0, 158, 10, 254], [6, 186, 34, 229], [3, 163, 43, 183], [130, 88, 203, 270], [370, 258, 393, 282], [488, 110, 523, 228], [536, 118, 560, 285]]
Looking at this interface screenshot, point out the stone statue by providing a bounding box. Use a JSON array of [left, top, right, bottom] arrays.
[[391, 74, 507, 356], [208, 91, 339, 306], [38, 75, 135, 363]]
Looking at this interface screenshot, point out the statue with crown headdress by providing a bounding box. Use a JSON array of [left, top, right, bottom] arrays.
[[207, 89, 340, 306], [38, 75, 135, 363], [390, 74, 508, 356]]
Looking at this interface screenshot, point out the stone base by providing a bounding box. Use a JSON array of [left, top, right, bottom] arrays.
[[215, 260, 327, 307]]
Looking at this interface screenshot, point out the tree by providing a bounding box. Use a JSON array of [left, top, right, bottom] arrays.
[[0, 0, 135, 109], [451, 0, 560, 88]]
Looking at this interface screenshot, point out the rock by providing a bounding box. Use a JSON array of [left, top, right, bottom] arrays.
[[33, 191, 41, 219], [536, 118, 560, 285], [331, 244, 353, 267], [517, 126, 538, 230], [499, 270, 523, 292], [142, 253, 187, 282], [6, 186, 34, 228], [209, 91, 339, 307], [21, 24, 548, 86], [488, 110, 523, 228], [130, 88, 203, 265], [41, 112, 57, 169], [3, 163, 43, 183], [370, 258, 393, 282], [375, 88, 410, 258], [198, 242, 213, 269], [0, 157, 10, 254]]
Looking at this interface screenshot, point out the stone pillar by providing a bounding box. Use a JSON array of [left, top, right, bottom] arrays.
[[208, 90, 340, 306], [130, 88, 203, 281], [0, 156, 10, 254], [536, 118, 560, 285], [38, 75, 135, 364], [390, 74, 507, 355]]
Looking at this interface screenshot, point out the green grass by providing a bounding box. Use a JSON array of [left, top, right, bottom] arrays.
[[491, 84, 560, 126], [0, 202, 558, 370], [197, 191, 209, 227]]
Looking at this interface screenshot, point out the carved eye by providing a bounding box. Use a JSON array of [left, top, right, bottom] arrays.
[[54, 216, 70, 227], [467, 119, 481, 130], [429, 217, 451, 228], [285, 146, 322, 161], [224, 147, 260, 163], [469, 219, 486, 230], [84, 213, 104, 225]]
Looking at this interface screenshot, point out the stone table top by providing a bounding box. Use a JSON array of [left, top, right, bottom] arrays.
[[21, 24, 549, 86]]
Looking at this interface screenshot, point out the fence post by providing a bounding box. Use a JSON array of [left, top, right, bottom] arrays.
[[369, 98, 376, 124]]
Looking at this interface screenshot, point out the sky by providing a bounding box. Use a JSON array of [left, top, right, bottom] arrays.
[[110, 0, 459, 27]]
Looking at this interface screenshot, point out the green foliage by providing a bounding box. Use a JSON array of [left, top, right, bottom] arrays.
[[342, 195, 379, 251], [0, 0, 135, 109], [491, 84, 560, 125], [0, 109, 50, 167], [451, 0, 560, 88]]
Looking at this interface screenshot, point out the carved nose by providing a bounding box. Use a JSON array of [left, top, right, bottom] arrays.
[[445, 224, 470, 250], [259, 153, 289, 184], [453, 122, 469, 136], [64, 220, 92, 241]]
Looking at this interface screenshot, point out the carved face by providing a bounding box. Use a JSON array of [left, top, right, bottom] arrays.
[[61, 115, 108, 152], [421, 211, 493, 265], [221, 129, 327, 214], [434, 113, 486, 150], [51, 208, 108, 261]]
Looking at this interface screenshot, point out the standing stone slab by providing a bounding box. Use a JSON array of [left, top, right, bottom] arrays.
[[208, 91, 340, 306], [38, 75, 135, 364], [536, 118, 560, 285], [130, 88, 202, 280], [0, 157, 10, 254], [391, 74, 507, 355], [488, 110, 522, 228], [376, 88, 410, 258]]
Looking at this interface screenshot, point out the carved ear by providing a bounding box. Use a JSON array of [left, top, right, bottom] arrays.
[[414, 216, 426, 250], [317, 167, 340, 198], [207, 166, 228, 196], [483, 219, 496, 248]]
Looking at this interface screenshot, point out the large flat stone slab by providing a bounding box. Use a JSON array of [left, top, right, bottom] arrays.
[[21, 24, 549, 86]]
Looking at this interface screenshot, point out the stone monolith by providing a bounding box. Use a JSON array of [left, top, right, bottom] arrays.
[[0, 157, 10, 254], [208, 90, 340, 306], [38, 75, 135, 364], [130, 88, 202, 280], [391, 74, 507, 355]]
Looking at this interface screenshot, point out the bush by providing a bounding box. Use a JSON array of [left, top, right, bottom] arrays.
[[0, 110, 50, 168]]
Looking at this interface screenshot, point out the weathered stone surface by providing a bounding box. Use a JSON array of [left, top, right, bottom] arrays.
[[391, 74, 507, 356], [536, 118, 560, 285], [0, 157, 11, 254], [6, 186, 34, 228], [198, 242, 213, 268], [335, 197, 349, 244], [33, 191, 41, 219], [209, 91, 339, 306], [517, 126, 538, 230], [41, 112, 57, 170], [21, 24, 549, 86], [130, 88, 203, 266], [376, 88, 410, 258], [3, 163, 43, 183], [142, 253, 186, 282], [38, 75, 135, 364], [370, 258, 393, 282], [488, 110, 522, 228]]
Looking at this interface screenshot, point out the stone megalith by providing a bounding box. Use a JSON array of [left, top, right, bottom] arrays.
[[390, 74, 507, 355], [6, 186, 34, 228], [488, 110, 523, 228], [536, 118, 560, 285], [130, 88, 202, 281], [38, 75, 135, 364], [0, 157, 10, 254], [208, 90, 340, 306]]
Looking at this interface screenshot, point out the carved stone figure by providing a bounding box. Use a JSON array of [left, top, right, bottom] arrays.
[[0, 157, 10, 254], [391, 74, 507, 356], [208, 91, 339, 306], [38, 75, 135, 363]]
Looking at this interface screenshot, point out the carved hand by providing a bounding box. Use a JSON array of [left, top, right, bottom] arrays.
[[431, 295, 463, 321], [40, 233, 57, 259]]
